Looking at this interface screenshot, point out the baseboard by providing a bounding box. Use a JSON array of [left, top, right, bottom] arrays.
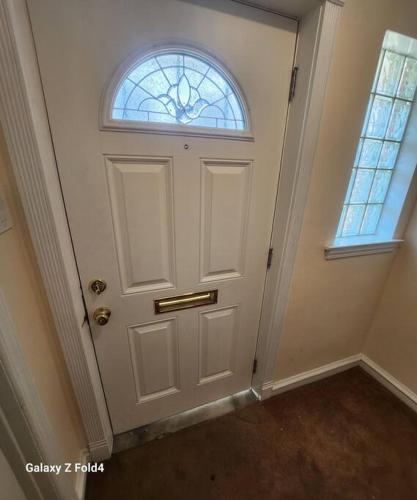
[[89, 435, 113, 462], [261, 353, 417, 416], [265, 354, 361, 397], [75, 449, 89, 500], [359, 355, 417, 413]]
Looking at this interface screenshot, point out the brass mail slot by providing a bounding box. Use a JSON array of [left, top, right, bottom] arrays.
[[154, 290, 218, 314]]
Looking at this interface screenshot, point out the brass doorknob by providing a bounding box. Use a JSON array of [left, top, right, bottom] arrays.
[[93, 307, 111, 326]]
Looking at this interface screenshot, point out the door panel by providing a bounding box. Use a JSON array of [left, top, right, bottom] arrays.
[[128, 318, 180, 402], [106, 156, 176, 293], [199, 306, 238, 384], [27, 0, 297, 433], [200, 160, 252, 281]]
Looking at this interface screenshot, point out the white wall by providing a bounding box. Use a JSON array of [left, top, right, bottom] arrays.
[[364, 200, 417, 394]]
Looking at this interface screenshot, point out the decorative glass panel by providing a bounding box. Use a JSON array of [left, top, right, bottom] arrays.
[[366, 96, 392, 138], [397, 58, 417, 100], [350, 169, 374, 203], [342, 205, 365, 236], [112, 50, 246, 131], [360, 204, 383, 234], [385, 100, 411, 140], [336, 32, 417, 239], [359, 139, 382, 167], [369, 170, 392, 203], [376, 51, 404, 96], [378, 142, 399, 168]]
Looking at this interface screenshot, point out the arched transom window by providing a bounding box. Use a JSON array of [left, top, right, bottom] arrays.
[[111, 49, 247, 131]]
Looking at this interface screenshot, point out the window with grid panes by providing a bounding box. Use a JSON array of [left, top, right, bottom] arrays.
[[336, 31, 417, 241]]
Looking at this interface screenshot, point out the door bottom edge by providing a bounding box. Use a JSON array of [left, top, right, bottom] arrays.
[[113, 388, 257, 454]]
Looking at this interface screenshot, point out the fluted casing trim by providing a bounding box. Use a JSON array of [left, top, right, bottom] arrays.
[[0, 0, 112, 460]]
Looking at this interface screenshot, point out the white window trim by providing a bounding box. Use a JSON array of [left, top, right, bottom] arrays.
[[325, 238, 403, 260], [327, 36, 417, 259]]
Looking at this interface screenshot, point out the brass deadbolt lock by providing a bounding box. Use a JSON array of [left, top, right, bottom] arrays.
[[89, 278, 107, 295], [93, 307, 111, 326]]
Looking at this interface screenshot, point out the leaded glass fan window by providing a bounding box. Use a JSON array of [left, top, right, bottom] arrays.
[[112, 50, 247, 131]]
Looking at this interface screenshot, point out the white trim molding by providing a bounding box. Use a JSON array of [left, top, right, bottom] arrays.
[[74, 449, 89, 500], [325, 239, 403, 260], [254, 0, 344, 393], [0, 0, 112, 460], [0, 289, 78, 500], [261, 354, 361, 398], [259, 352, 417, 416], [230, 1, 345, 20], [359, 355, 417, 414]]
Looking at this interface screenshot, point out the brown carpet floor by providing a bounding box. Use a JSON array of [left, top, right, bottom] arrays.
[[86, 368, 417, 499]]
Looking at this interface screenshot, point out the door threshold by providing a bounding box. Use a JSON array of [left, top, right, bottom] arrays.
[[113, 389, 258, 454]]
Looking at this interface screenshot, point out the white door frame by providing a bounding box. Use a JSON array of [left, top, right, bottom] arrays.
[[0, 0, 344, 460]]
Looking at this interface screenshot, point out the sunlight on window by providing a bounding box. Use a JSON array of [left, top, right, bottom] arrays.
[[336, 31, 417, 239], [112, 50, 246, 131]]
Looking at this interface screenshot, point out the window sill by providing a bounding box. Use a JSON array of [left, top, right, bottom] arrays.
[[324, 239, 403, 260]]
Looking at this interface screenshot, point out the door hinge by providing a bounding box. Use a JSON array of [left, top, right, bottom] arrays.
[[289, 66, 298, 102], [267, 247, 273, 269], [252, 358, 258, 374]]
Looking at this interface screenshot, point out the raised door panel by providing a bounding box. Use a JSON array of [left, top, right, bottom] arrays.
[[200, 160, 251, 282], [128, 318, 180, 403], [106, 156, 176, 294], [199, 306, 238, 384]]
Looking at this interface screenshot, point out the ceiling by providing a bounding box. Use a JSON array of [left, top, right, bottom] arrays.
[[230, 0, 324, 19]]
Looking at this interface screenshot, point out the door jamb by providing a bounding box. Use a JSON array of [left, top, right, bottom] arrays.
[[253, 1, 344, 398], [0, 0, 344, 459]]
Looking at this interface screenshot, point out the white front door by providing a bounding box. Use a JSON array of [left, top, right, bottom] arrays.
[[27, 0, 297, 433]]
